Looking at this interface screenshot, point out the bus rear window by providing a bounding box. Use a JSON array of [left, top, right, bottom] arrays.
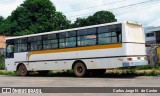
[[126, 23, 145, 43]]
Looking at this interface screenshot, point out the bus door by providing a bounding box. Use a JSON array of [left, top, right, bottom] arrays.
[[6, 40, 14, 58], [5, 40, 15, 70]]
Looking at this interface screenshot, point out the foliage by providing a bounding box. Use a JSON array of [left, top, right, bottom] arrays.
[[0, 71, 17, 75], [143, 69, 158, 76], [73, 11, 117, 28], [0, 1, 117, 36], [120, 65, 160, 70], [0, 0, 70, 36], [0, 64, 4, 70], [53, 12, 71, 30], [0, 54, 5, 70], [0, 16, 4, 25], [73, 18, 89, 28]]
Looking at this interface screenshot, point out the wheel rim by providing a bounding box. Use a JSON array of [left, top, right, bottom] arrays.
[[77, 66, 83, 73], [73, 62, 86, 77], [21, 66, 26, 73], [19, 65, 27, 76]]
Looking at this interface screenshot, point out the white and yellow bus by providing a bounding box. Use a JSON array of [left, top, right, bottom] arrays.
[[5, 21, 148, 77]]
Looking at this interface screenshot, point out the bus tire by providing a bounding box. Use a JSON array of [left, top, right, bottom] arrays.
[[18, 64, 28, 76], [73, 62, 87, 77]]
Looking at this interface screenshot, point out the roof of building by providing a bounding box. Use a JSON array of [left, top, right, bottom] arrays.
[[144, 26, 160, 33]]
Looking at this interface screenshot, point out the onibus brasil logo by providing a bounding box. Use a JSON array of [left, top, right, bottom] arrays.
[[1, 88, 42, 93]]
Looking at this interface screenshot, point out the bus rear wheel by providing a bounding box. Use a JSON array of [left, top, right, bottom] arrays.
[[18, 64, 28, 76], [73, 62, 87, 77]]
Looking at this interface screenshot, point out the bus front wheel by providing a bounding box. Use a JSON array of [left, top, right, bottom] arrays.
[[73, 62, 87, 77], [18, 64, 28, 76]]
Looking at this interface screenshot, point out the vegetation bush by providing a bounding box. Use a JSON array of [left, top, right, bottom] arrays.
[[0, 54, 5, 70]]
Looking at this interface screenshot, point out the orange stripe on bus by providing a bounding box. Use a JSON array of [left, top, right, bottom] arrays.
[[28, 43, 122, 58]]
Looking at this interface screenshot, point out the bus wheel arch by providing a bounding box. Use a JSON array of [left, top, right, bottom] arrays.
[[72, 60, 87, 77], [17, 63, 28, 76]]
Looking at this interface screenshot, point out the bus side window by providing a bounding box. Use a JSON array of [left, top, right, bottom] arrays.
[[98, 26, 111, 44], [98, 24, 122, 44], [115, 24, 122, 42], [28, 42, 31, 51], [111, 31, 122, 43], [28, 36, 42, 51], [77, 28, 96, 46], [117, 31, 122, 42]]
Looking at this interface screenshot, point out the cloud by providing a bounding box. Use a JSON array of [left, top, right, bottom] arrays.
[[116, 2, 160, 26], [52, 0, 95, 12], [53, 0, 160, 26], [0, 0, 24, 18]]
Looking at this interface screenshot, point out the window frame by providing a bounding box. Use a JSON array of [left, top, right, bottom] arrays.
[[77, 28, 97, 47], [27, 35, 43, 51], [29, 41, 43, 51], [59, 31, 77, 48], [97, 24, 122, 45], [14, 38, 28, 53], [42, 34, 58, 50], [146, 32, 155, 37], [14, 43, 28, 53]]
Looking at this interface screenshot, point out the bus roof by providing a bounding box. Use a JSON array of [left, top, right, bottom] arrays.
[[6, 21, 141, 40]]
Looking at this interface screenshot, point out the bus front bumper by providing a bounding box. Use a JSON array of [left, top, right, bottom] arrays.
[[122, 61, 148, 67]]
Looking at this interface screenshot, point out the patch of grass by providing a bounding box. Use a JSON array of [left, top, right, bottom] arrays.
[[106, 68, 160, 77], [0, 70, 17, 76], [1, 68, 160, 77], [105, 69, 139, 77], [153, 66, 160, 70], [130, 69, 136, 74], [124, 65, 152, 70], [0, 64, 4, 70], [118, 65, 160, 70], [42, 70, 75, 77], [0, 54, 5, 70], [143, 69, 158, 76]]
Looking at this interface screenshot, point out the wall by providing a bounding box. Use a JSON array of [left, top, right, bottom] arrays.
[[156, 47, 160, 64], [0, 36, 6, 55]]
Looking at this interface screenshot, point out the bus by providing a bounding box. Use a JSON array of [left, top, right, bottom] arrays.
[[5, 21, 148, 77]]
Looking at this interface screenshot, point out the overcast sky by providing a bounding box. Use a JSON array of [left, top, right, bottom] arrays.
[[0, 0, 160, 27]]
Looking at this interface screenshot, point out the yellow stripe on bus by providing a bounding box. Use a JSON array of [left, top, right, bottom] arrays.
[[28, 43, 122, 58]]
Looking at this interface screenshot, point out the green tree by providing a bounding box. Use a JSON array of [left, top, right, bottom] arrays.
[[53, 12, 71, 30], [0, 53, 5, 70], [0, 16, 17, 35], [73, 18, 89, 28], [0, 16, 4, 25], [73, 11, 117, 27], [0, 0, 71, 36]]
